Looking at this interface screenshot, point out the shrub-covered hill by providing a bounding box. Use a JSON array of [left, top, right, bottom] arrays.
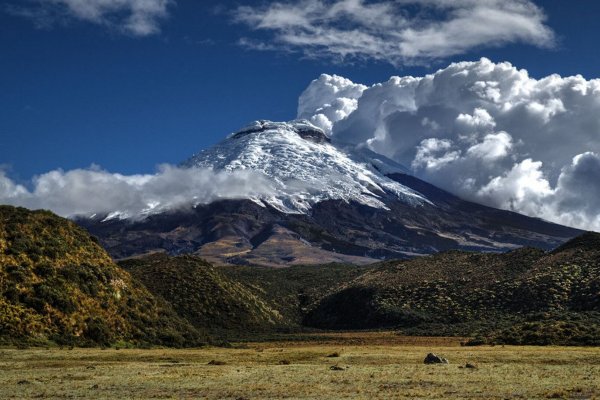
[[116, 234, 599, 345], [119, 254, 287, 337], [0, 206, 205, 347], [119, 256, 373, 338], [303, 234, 600, 345]]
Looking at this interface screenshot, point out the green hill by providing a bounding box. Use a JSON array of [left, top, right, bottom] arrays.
[[0, 206, 205, 347], [303, 235, 600, 345], [119, 254, 287, 339], [118, 256, 372, 340]]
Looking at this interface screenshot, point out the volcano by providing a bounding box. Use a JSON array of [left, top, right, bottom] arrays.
[[79, 120, 581, 266]]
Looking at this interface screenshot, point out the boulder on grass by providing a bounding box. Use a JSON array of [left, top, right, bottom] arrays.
[[424, 353, 449, 364]]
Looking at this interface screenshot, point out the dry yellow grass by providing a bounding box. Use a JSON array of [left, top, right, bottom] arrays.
[[1, 333, 599, 399]]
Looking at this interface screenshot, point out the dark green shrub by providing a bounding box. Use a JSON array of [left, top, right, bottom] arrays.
[[84, 317, 113, 346]]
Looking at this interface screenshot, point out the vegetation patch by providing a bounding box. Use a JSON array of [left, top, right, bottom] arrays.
[[0, 206, 205, 347]]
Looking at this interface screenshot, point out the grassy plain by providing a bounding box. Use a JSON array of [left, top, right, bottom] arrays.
[[1, 332, 598, 399]]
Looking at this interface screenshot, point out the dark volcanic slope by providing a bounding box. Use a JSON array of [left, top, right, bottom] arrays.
[[79, 173, 581, 266]]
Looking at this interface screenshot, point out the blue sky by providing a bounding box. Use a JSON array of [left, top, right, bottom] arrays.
[[1, 0, 599, 181]]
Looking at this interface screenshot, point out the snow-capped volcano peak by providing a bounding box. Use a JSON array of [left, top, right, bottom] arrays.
[[184, 120, 429, 213]]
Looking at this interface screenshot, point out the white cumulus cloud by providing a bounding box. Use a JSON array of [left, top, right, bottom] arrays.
[[466, 131, 513, 162], [6, 0, 173, 36], [233, 0, 554, 66], [298, 58, 600, 231], [297, 74, 367, 133]]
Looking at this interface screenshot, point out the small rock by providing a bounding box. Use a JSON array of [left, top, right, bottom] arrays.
[[465, 362, 478, 369], [86, 365, 96, 370], [330, 365, 346, 371], [423, 353, 449, 364], [207, 360, 226, 365], [327, 352, 340, 358]]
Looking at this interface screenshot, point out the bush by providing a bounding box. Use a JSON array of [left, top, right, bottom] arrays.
[[84, 318, 113, 346]]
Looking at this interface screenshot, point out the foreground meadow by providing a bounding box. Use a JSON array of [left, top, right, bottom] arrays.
[[1, 333, 598, 399]]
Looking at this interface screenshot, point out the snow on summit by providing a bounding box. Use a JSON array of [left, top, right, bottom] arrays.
[[184, 119, 428, 214]]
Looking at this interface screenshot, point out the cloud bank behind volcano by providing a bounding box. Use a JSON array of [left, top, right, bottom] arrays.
[[298, 58, 600, 231]]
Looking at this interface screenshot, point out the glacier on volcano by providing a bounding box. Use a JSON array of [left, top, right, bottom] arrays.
[[183, 119, 429, 214]]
